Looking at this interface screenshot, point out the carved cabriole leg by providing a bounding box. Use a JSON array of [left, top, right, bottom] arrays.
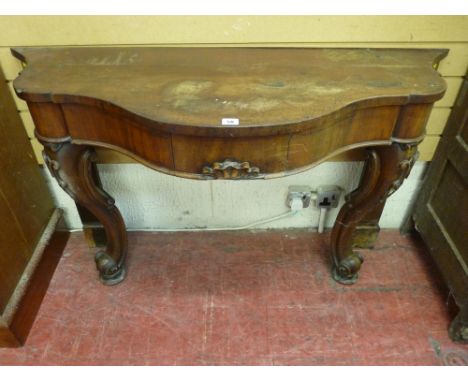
[[41, 141, 127, 285], [331, 142, 418, 284]]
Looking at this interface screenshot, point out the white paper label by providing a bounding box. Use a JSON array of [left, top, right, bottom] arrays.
[[221, 118, 239, 126]]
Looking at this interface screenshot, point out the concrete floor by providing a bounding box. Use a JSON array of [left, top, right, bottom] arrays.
[[0, 230, 467, 365]]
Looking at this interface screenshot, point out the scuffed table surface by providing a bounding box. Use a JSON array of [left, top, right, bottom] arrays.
[[12, 47, 447, 128]]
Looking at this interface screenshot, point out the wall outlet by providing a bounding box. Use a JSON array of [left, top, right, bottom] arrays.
[[287, 185, 313, 209], [316, 185, 342, 209]]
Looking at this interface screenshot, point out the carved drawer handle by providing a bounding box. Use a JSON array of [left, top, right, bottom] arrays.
[[202, 159, 261, 179]]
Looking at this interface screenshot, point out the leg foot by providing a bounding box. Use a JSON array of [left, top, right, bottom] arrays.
[[332, 252, 363, 285], [95, 251, 126, 286]]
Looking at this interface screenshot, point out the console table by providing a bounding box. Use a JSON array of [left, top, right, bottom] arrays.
[[11, 47, 447, 286]]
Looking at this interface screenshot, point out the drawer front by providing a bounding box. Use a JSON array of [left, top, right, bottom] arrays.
[[57, 104, 401, 180], [62, 104, 174, 170]]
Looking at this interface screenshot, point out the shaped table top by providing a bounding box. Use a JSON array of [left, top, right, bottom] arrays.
[[12, 47, 447, 129]]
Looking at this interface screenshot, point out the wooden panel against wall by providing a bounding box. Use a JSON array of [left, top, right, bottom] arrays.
[[1, 42, 468, 79], [1, 16, 467, 45], [0, 196, 30, 313], [426, 108, 451, 135], [0, 67, 55, 314]]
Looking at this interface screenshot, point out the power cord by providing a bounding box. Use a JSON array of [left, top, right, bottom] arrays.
[[125, 210, 299, 232]]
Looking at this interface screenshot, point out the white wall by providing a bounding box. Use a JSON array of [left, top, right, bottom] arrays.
[[43, 161, 427, 231]]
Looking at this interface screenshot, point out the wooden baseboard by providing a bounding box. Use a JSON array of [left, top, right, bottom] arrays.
[[0, 210, 69, 347]]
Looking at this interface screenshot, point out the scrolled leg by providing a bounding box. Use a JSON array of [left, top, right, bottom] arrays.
[[330, 142, 418, 284], [42, 141, 127, 285]]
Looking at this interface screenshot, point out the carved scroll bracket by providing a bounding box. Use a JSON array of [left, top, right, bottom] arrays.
[[40, 140, 127, 285], [331, 142, 420, 285], [387, 143, 419, 197], [42, 142, 76, 199], [202, 159, 262, 179]]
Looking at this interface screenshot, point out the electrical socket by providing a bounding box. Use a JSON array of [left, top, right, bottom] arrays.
[[316, 185, 342, 209], [286, 185, 313, 209]]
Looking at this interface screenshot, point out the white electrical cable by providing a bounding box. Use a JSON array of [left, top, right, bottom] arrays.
[[68, 210, 299, 233], [124, 210, 299, 232], [317, 207, 327, 234]]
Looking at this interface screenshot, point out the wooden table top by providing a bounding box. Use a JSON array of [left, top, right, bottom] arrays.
[[12, 47, 447, 129]]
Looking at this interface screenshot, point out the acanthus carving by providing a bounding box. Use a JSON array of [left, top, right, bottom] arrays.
[[42, 142, 76, 200], [202, 159, 261, 179], [386, 143, 419, 197]]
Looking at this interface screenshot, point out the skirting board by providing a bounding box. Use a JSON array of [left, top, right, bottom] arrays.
[[0, 209, 69, 347]]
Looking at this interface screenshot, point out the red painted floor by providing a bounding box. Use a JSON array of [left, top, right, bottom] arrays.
[[1, 230, 467, 365]]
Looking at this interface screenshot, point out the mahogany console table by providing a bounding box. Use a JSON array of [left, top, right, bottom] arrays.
[[12, 47, 447, 286]]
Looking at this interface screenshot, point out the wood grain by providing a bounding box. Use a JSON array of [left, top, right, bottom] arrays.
[[0, 68, 54, 313], [0, 224, 69, 347], [0, 66, 64, 348], [413, 78, 468, 343]]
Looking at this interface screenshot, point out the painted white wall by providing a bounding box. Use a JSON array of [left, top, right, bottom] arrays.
[[43, 161, 427, 231]]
